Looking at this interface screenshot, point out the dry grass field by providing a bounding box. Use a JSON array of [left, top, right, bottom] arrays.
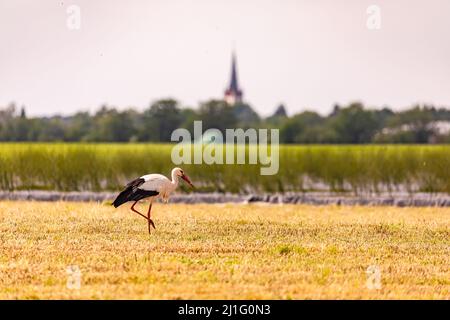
[[0, 201, 449, 299]]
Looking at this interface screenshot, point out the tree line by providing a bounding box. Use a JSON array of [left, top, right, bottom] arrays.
[[1, 99, 449, 143]]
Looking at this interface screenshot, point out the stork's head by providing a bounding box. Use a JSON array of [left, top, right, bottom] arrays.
[[172, 167, 194, 188]]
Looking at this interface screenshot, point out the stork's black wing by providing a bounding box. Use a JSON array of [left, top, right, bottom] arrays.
[[112, 178, 159, 208], [125, 177, 145, 189]]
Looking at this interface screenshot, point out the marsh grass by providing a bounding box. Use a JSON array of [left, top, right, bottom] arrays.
[[0, 143, 449, 193], [0, 202, 448, 299]]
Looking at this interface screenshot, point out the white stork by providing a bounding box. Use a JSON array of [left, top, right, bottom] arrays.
[[112, 167, 194, 233]]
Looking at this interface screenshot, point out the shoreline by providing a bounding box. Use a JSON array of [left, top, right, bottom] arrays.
[[0, 191, 449, 207]]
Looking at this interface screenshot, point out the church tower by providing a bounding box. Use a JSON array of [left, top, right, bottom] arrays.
[[224, 52, 243, 105]]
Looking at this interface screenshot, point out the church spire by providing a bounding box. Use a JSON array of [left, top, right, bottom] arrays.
[[224, 52, 243, 105], [229, 53, 239, 92]]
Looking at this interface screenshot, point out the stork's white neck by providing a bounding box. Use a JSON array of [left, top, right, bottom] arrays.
[[171, 170, 180, 187]]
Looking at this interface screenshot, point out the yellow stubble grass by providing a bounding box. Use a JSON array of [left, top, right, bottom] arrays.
[[0, 201, 449, 299]]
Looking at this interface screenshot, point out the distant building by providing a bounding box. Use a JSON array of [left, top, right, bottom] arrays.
[[272, 104, 288, 118], [224, 52, 243, 105]]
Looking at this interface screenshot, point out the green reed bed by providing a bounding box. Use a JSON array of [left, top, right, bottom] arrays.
[[0, 143, 449, 193]]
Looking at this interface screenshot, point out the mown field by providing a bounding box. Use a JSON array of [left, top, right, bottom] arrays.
[[0, 143, 449, 193], [0, 202, 448, 299]]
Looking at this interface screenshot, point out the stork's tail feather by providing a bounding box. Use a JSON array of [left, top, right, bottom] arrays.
[[112, 188, 132, 208]]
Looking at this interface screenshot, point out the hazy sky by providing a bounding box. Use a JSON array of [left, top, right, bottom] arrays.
[[1, 0, 450, 116]]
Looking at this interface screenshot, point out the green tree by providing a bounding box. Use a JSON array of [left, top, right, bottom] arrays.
[[199, 100, 237, 133], [139, 99, 182, 142], [87, 106, 136, 142], [65, 112, 93, 141], [36, 118, 66, 141], [328, 103, 379, 143], [280, 111, 324, 143], [385, 106, 434, 143]]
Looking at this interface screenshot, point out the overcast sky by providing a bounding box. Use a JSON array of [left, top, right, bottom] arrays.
[[1, 0, 449, 117]]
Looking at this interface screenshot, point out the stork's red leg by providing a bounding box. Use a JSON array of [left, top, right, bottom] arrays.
[[147, 202, 156, 234], [131, 201, 149, 221]]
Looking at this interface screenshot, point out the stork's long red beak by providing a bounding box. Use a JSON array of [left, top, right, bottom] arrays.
[[181, 174, 194, 188]]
